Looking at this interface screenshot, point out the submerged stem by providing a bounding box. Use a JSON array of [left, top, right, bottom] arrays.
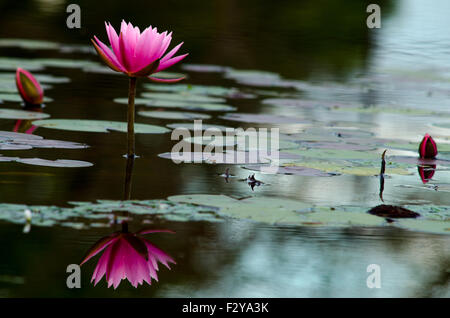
[[127, 77, 137, 158]]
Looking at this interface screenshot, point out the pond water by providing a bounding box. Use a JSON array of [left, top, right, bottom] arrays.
[[0, 0, 449, 297]]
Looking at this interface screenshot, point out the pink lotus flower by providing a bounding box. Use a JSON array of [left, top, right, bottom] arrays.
[[15, 68, 44, 105], [92, 20, 188, 82], [419, 133, 438, 159], [80, 227, 175, 289]]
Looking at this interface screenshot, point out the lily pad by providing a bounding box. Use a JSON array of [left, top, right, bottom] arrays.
[[15, 158, 93, 168], [0, 109, 50, 120], [220, 113, 307, 124], [166, 123, 233, 131], [0, 38, 60, 50], [0, 94, 53, 104], [158, 150, 271, 164], [262, 98, 358, 109], [282, 160, 412, 176], [333, 105, 446, 116], [32, 119, 170, 134], [114, 98, 236, 112], [244, 164, 336, 177], [181, 64, 229, 73], [386, 140, 450, 153], [184, 136, 238, 147], [138, 111, 211, 120], [0, 199, 222, 229], [143, 83, 252, 99], [141, 92, 226, 104], [0, 130, 87, 150], [0, 156, 93, 168], [285, 148, 380, 160], [224, 69, 284, 87]]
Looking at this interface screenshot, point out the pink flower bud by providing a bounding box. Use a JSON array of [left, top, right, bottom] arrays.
[[15, 68, 44, 106], [418, 134, 437, 159]]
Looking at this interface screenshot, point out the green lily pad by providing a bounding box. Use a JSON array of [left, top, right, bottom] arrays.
[[333, 105, 446, 116], [32, 119, 170, 134], [0, 94, 53, 104], [0, 38, 60, 50], [0, 199, 221, 229], [138, 110, 211, 120], [283, 160, 412, 176], [0, 72, 70, 84], [184, 135, 238, 147], [0, 109, 50, 120], [143, 83, 252, 99], [244, 164, 336, 177], [285, 148, 380, 160], [15, 158, 93, 168], [158, 150, 271, 164], [168, 195, 383, 227], [181, 64, 229, 73], [114, 98, 236, 112], [166, 123, 233, 131], [0, 156, 93, 168], [0, 58, 44, 71], [386, 141, 450, 152], [0, 131, 87, 150], [220, 113, 307, 124], [152, 71, 188, 79], [141, 92, 226, 104]]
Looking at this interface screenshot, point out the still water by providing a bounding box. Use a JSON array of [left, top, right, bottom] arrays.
[[0, 0, 449, 297]]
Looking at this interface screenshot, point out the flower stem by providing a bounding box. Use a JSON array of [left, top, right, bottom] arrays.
[[127, 77, 137, 158], [123, 156, 135, 201]]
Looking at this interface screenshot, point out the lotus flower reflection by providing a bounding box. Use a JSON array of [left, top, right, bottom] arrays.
[[91, 20, 188, 157], [80, 226, 175, 289]]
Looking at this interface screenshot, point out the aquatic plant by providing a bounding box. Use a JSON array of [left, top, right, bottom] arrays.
[[15, 68, 44, 106], [91, 20, 188, 157], [419, 134, 438, 159]]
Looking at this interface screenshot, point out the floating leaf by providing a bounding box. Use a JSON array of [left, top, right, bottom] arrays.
[[143, 83, 252, 99], [141, 92, 225, 104], [0, 108, 50, 119], [166, 123, 233, 131], [32, 119, 170, 134], [285, 148, 380, 160], [0, 156, 92, 168], [0, 130, 87, 150], [262, 98, 358, 109], [184, 135, 238, 147], [114, 98, 236, 112], [243, 164, 336, 177], [0, 38, 59, 50], [15, 158, 93, 168], [158, 150, 271, 164], [138, 110, 211, 120], [282, 160, 412, 176], [181, 64, 229, 73], [220, 113, 307, 124]]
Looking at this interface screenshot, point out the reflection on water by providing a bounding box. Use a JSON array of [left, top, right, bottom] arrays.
[[80, 221, 175, 289], [0, 0, 449, 297]]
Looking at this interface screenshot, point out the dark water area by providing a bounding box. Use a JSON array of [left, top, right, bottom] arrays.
[[0, 0, 449, 297]]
